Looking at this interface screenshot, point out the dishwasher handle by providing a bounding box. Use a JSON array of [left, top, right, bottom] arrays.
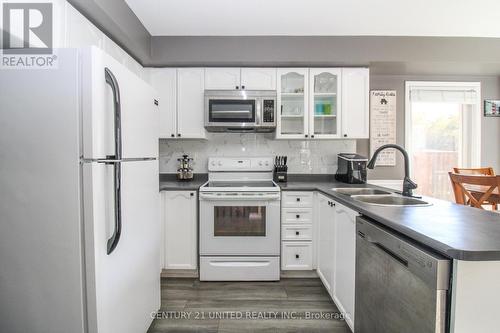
[[358, 231, 408, 267]]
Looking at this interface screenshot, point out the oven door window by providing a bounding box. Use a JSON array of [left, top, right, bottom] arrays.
[[214, 206, 266, 236], [209, 100, 256, 123]]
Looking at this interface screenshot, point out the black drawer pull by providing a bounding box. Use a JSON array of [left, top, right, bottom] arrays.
[[296, 214, 300, 218], [295, 231, 300, 236], [295, 254, 300, 259], [296, 198, 301, 202]]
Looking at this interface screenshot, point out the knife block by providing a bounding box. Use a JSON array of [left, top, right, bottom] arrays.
[[274, 171, 288, 183]]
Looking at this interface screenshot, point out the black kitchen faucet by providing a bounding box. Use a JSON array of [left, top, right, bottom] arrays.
[[367, 144, 418, 197]]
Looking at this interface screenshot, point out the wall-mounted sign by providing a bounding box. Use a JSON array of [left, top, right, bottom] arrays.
[[484, 100, 500, 117], [370, 90, 397, 166]]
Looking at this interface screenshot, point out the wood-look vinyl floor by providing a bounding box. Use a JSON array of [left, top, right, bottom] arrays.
[[148, 278, 352, 333]]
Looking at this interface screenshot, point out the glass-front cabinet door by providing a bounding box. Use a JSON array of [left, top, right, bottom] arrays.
[[309, 68, 342, 138], [277, 69, 309, 139]]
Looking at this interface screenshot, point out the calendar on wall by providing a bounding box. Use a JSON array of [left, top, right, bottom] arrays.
[[370, 90, 397, 166]]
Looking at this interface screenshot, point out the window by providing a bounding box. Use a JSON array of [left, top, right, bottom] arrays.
[[405, 82, 481, 201]]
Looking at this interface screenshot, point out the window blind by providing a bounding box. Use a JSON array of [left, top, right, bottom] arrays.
[[409, 89, 477, 104]]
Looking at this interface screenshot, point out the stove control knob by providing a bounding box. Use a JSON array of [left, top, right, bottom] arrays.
[[218, 161, 223, 166], [258, 161, 263, 166], [265, 161, 269, 166], [211, 161, 216, 166]]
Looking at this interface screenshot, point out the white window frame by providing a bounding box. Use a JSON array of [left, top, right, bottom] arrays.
[[405, 81, 482, 176]]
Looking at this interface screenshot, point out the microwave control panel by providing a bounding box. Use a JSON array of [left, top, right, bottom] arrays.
[[262, 99, 275, 123]]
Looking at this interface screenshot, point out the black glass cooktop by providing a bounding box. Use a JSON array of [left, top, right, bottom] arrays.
[[205, 181, 276, 188]]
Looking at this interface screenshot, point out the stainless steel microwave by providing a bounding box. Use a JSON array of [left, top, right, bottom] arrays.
[[204, 90, 276, 132]]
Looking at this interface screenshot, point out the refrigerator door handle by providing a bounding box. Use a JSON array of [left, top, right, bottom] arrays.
[[107, 160, 121, 255], [104, 67, 122, 255], [104, 67, 122, 161]]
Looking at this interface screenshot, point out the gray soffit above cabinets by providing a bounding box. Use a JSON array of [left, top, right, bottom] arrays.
[[67, 0, 152, 64], [68, 2, 500, 75]]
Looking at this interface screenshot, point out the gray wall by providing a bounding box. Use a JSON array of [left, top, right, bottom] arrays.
[[362, 75, 500, 180], [149, 36, 500, 75]]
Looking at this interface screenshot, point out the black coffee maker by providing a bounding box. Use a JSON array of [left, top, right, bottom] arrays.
[[335, 153, 368, 184]]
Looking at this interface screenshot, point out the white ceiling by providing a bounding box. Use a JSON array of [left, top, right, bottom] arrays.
[[125, 0, 500, 37]]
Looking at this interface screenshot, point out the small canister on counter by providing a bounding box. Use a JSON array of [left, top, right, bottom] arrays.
[[177, 154, 194, 181]]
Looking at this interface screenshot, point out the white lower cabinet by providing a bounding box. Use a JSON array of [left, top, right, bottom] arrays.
[[333, 202, 357, 329], [315, 193, 358, 331], [282, 242, 313, 270], [281, 191, 314, 270], [317, 193, 335, 296], [162, 190, 198, 270]]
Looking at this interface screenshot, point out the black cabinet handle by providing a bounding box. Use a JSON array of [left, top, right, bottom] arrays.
[[235, 86, 239, 89], [190, 192, 194, 197], [177, 133, 181, 137], [311, 135, 315, 138], [344, 134, 348, 137], [305, 134, 308, 138], [241, 85, 245, 90], [295, 231, 300, 236], [296, 214, 300, 218], [171, 134, 175, 138], [295, 254, 300, 259], [296, 198, 300, 202]]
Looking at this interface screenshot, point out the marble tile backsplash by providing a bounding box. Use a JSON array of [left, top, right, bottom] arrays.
[[159, 133, 356, 174]]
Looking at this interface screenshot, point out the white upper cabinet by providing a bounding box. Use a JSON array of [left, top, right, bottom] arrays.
[[309, 68, 342, 139], [205, 68, 241, 90], [341, 68, 369, 139], [205, 68, 277, 90], [149, 68, 177, 139], [177, 68, 206, 139], [276, 68, 309, 139], [240, 68, 277, 90], [149, 66, 368, 140]]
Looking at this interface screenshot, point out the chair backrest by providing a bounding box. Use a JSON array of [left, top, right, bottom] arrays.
[[448, 172, 500, 209], [453, 167, 495, 176]]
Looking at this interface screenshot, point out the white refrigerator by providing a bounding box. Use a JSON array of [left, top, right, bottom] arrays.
[[0, 47, 160, 333]]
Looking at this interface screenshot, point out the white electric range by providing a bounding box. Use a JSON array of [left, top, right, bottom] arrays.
[[199, 157, 281, 281]]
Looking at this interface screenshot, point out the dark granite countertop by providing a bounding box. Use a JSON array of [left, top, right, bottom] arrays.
[[281, 178, 500, 261], [159, 173, 207, 191]]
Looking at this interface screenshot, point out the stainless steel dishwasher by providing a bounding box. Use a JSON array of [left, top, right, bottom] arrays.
[[355, 217, 451, 333]]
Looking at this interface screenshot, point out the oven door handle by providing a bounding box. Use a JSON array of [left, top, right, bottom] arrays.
[[199, 192, 281, 201]]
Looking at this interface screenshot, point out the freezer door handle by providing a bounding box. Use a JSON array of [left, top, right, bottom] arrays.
[[107, 161, 122, 255], [105, 67, 122, 161]]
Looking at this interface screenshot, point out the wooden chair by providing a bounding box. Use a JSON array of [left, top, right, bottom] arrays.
[[448, 172, 500, 210], [453, 167, 495, 176]]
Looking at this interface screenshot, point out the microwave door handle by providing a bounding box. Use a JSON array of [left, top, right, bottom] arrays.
[[256, 100, 261, 125]]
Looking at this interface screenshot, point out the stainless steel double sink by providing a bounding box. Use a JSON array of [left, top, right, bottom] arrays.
[[332, 188, 431, 207]]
